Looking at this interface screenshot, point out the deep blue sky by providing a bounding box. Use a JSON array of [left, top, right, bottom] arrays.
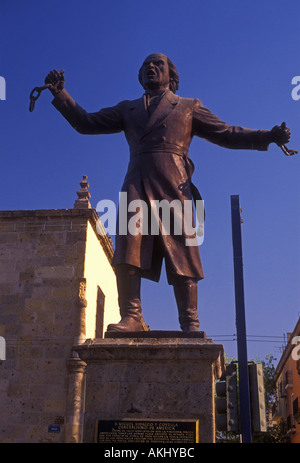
[[1, 0, 299, 361]]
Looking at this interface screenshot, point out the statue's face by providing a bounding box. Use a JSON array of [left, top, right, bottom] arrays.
[[140, 54, 170, 91]]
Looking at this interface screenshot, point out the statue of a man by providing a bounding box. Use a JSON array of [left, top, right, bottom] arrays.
[[45, 53, 291, 333]]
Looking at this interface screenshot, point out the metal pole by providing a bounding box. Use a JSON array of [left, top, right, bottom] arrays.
[[230, 195, 252, 443]]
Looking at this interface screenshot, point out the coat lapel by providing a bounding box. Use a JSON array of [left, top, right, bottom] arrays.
[[128, 91, 179, 134], [146, 90, 179, 131], [128, 96, 148, 131]]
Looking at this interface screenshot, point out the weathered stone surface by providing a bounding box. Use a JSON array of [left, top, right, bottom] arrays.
[[75, 336, 225, 443], [0, 208, 119, 443]]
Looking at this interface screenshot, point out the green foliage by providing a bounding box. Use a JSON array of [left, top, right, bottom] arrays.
[[215, 430, 240, 443], [252, 418, 288, 443]]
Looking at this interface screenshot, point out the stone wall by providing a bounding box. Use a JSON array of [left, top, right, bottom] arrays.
[[0, 209, 119, 442], [75, 336, 225, 443]]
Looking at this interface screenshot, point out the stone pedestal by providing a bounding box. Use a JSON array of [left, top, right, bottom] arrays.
[[75, 332, 225, 443]]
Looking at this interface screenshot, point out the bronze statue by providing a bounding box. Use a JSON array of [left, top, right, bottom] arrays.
[[44, 53, 292, 333]]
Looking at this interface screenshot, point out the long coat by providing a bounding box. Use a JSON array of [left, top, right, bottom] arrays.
[[52, 88, 270, 284]]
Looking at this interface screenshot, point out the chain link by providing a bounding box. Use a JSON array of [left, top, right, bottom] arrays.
[[29, 69, 64, 112]]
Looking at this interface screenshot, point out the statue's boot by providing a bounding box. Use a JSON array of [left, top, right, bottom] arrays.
[[173, 278, 200, 332], [107, 265, 144, 332]]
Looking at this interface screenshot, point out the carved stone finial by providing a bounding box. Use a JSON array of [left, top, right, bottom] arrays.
[[74, 175, 91, 209]]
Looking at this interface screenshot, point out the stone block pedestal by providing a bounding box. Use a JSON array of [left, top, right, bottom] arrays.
[[74, 332, 225, 443]]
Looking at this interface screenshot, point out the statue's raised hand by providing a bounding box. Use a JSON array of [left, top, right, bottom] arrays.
[[270, 122, 297, 156], [45, 69, 65, 96], [270, 122, 291, 145]]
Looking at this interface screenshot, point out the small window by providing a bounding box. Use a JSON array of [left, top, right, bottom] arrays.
[[95, 286, 105, 338]]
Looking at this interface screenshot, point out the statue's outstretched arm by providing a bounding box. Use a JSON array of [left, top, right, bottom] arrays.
[[42, 69, 124, 135], [192, 99, 297, 155]]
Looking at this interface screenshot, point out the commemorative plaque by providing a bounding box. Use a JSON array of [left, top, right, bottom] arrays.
[[96, 419, 199, 443]]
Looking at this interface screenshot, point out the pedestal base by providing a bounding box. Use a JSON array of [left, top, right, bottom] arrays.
[[74, 333, 225, 443], [105, 330, 207, 338]]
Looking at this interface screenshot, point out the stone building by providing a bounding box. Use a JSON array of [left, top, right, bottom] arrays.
[[0, 176, 121, 442]]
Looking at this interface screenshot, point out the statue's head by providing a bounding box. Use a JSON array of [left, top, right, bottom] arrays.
[[138, 53, 179, 93]]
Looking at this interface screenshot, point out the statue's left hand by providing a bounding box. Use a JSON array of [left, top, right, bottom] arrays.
[[45, 69, 65, 96], [270, 122, 291, 145]]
